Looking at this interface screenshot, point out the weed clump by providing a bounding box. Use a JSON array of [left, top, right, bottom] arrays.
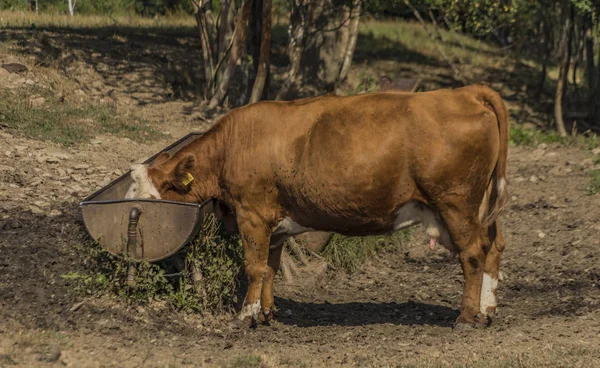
[[66, 214, 244, 314], [323, 229, 412, 273], [588, 170, 600, 195]]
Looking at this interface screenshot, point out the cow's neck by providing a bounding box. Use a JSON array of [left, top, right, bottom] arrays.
[[176, 121, 229, 202]]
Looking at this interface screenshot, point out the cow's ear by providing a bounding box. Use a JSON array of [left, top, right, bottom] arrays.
[[151, 152, 170, 168], [170, 154, 196, 193]]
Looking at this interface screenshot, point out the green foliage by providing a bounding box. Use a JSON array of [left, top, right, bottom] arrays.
[[509, 125, 565, 146], [0, 87, 161, 146], [225, 355, 263, 368], [179, 214, 245, 313], [588, 169, 600, 195], [68, 214, 244, 314], [323, 229, 412, 273]]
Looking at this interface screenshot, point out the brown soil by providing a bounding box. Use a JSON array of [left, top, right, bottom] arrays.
[[1, 27, 600, 368]]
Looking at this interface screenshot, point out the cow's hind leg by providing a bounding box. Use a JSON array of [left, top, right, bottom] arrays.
[[232, 212, 271, 329], [480, 221, 505, 325], [441, 208, 490, 330]]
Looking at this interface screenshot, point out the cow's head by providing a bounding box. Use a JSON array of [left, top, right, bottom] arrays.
[[125, 152, 197, 202]]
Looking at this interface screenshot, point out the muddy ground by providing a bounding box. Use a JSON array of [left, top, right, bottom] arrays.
[[1, 26, 600, 368]]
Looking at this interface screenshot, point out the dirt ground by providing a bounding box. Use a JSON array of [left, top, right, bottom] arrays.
[[1, 26, 600, 368]]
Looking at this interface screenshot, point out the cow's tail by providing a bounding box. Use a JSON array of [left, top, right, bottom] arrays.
[[479, 87, 509, 229]]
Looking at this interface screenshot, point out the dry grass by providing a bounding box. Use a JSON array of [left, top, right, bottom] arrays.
[[0, 10, 195, 33]]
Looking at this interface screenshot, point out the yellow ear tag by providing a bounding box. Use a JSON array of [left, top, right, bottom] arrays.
[[181, 172, 194, 186]]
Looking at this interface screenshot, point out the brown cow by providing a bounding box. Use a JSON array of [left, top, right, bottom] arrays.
[[125, 85, 509, 330]]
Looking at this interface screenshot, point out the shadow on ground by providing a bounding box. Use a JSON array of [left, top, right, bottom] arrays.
[[274, 297, 458, 328]]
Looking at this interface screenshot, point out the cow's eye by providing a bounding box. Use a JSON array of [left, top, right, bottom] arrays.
[[161, 182, 174, 191]]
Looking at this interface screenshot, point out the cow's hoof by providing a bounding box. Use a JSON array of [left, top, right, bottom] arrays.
[[260, 309, 275, 325], [453, 313, 486, 331], [481, 314, 493, 327]]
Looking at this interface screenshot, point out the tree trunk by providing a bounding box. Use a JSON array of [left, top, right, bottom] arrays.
[[68, 0, 74, 16], [217, 0, 236, 65], [208, 0, 253, 109], [192, 0, 218, 99], [595, 45, 600, 124], [562, 5, 574, 97], [249, 0, 272, 103], [554, 2, 572, 137], [337, 0, 361, 85], [275, 0, 307, 100], [536, 20, 551, 98], [584, 27, 595, 93]]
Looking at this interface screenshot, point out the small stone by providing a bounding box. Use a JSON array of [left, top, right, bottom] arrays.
[[33, 200, 50, 208], [285, 309, 292, 315], [14, 145, 28, 151], [56, 168, 67, 176], [25, 79, 35, 85], [511, 196, 517, 201], [592, 148, 600, 155], [29, 205, 44, 214], [48, 210, 62, 217], [537, 143, 548, 150], [73, 164, 89, 170], [538, 232, 546, 239], [47, 152, 71, 160], [46, 157, 60, 164], [30, 178, 43, 186], [29, 96, 46, 108], [529, 176, 538, 183], [90, 139, 102, 145]]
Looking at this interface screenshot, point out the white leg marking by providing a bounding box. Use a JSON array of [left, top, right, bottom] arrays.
[[238, 300, 261, 321], [480, 272, 498, 314], [498, 178, 507, 194]]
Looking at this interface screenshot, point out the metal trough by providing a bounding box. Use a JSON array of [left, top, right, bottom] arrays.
[[80, 132, 214, 262]]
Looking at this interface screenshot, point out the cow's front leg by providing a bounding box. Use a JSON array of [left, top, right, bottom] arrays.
[[235, 213, 271, 328], [260, 244, 283, 324], [480, 221, 505, 325]]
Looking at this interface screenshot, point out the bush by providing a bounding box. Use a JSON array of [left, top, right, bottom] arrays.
[[68, 214, 245, 314]]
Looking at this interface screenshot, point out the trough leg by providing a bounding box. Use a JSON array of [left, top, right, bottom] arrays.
[[260, 244, 283, 324], [234, 212, 271, 328], [126, 207, 142, 288], [480, 221, 505, 325]]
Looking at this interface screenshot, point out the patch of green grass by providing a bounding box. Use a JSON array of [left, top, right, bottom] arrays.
[[588, 170, 600, 195], [224, 355, 263, 368], [0, 88, 162, 146], [323, 229, 412, 274], [358, 20, 497, 68], [509, 125, 565, 147]]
